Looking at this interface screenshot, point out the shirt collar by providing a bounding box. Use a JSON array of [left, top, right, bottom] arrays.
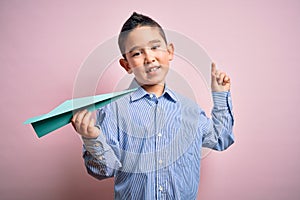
[[130, 84, 178, 103]]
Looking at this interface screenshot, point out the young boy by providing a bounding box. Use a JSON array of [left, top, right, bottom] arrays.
[[72, 12, 234, 199]]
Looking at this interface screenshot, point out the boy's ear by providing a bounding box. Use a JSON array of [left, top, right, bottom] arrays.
[[167, 43, 175, 61], [119, 58, 133, 74]]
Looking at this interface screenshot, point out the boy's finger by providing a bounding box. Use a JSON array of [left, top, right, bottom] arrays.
[[224, 76, 230, 83], [218, 73, 226, 84], [71, 112, 78, 124], [81, 111, 92, 131], [87, 118, 96, 134], [221, 75, 230, 86], [75, 110, 87, 126], [71, 110, 85, 132], [211, 62, 217, 75], [72, 109, 82, 120], [71, 114, 78, 130], [71, 110, 81, 127]]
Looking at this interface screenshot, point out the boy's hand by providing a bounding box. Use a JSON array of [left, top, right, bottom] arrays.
[[71, 109, 100, 139], [211, 62, 231, 92]]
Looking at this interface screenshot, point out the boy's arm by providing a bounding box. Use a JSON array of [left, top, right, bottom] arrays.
[[201, 63, 234, 150], [72, 109, 121, 179]]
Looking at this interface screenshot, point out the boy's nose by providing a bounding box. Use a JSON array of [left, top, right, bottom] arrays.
[[144, 49, 155, 64]]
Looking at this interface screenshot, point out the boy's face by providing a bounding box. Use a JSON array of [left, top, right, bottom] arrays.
[[119, 26, 174, 87]]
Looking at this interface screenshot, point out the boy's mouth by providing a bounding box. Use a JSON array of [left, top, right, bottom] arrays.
[[146, 66, 161, 73]]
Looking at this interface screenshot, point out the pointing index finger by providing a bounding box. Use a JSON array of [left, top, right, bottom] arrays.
[[211, 62, 217, 75]]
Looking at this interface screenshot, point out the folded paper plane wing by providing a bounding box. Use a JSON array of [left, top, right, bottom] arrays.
[[24, 88, 137, 138]]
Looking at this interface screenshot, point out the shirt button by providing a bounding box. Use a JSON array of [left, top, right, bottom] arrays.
[[157, 133, 162, 137], [94, 143, 100, 147], [149, 94, 154, 98], [159, 159, 163, 164], [98, 155, 103, 160], [159, 185, 163, 191]]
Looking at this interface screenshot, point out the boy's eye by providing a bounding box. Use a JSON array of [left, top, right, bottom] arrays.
[[151, 45, 160, 50], [132, 51, 141, 57]]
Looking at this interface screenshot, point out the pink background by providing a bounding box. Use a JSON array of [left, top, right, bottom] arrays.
[[1, 0, 300, 199]]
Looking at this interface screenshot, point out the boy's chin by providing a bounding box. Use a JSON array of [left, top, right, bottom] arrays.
[[137, 80, 165, 87]]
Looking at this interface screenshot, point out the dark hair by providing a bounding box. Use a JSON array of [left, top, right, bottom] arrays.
[[118, 12, 167, 59]]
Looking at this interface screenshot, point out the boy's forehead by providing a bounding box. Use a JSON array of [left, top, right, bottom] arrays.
[[124, 26, 164, 51]]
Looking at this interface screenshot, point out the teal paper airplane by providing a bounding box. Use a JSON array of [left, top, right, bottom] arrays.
[[24, 88, 137, 138]]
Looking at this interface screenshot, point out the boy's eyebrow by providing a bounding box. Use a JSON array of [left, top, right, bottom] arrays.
[[128, 39, 162, 53], [148, 39, 162, 44], [128, 46, 141, 54]]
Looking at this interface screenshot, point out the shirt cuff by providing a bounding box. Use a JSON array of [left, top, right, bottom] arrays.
[[82, 133, 122, 169], [82, 133, 108, 156], [212, 91, 231, 107], [212, 91, 234, 124]]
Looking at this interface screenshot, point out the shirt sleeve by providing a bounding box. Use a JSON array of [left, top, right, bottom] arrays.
[[81, 106, 122, 180], [201, 91, 235, 151]]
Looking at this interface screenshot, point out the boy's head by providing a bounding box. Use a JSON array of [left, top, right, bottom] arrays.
[[118, 12, 167, 58], [118, 12, 174, 87]]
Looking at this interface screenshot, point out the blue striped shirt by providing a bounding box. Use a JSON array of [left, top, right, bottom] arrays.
[[82, 86, 234, 200]]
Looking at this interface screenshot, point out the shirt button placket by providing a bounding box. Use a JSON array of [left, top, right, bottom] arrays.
[[155, 96, 165, 198]]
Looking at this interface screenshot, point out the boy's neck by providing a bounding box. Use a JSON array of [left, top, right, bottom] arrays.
[[142, 83, 165, 97]]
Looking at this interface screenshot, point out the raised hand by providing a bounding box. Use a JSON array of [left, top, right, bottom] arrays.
[[211, 62, 231, 92]]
